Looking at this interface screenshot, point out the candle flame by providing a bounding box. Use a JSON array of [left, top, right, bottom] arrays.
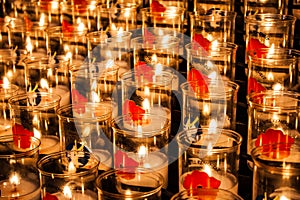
[[211, 40, 219, 51], [77, 18, 85, 32], [267, 44, 275, 58], [3, 77, 10, 89], [203, 164, 212, 177], [40, 78, 49, 89], [138, 145, 148, 159], [26, 36, 33, 55], [39, 13, 45, 26], [68, 161, 77, 173], [203, 102, 210, 116], [63, 185, 73, 199], [279, 195, 289, 200], [111, 23, 117, 31], [142, 98, 150, 113], [152, 54, 157, 63], [9, 173, 20, 185], [144, 86, 150, 97], [267, 72, 274, 81], [273, 83, 282, 91], [33, 128, 41, 139], [51, 1, 59, 10]]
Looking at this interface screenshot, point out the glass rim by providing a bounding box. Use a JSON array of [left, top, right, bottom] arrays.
[[189, 10, 237, 19], [245, 13, 296, 23], [247, 48, 300, 62], [247, 90, 300, 110], [111, 113, 170, 137], [251, 142, 300, 174], [121, 70, 174, 85], [37, 150, 100, 177], [57, 102, 113, 120], [141, 6, 186, 14], [87, 30, 132, 40], [176, 128, 242, 153], [180, 80, 239, 98], [96, 167, 164, 198], [0, 135, 41, 158], [131, 35, 180, 48], [47, 26, 88, 36], [8, 92, 61, 109], [70, 63, 119, 76], [171, 188, 244, 200]]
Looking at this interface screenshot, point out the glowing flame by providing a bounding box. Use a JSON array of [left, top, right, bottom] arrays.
[[273, 83, 282, 91], [68, 161, 76, 173], [77, 18, 85, 32], [39, 13, 45, 26], [211, 40, 219, 51], [138, 145, 148, 159], [111, 23, 117, 31], [279, 196, 289, 200], [3, 77, 10, 89], [142, 98, 150, 113], [144, 86, 150, 97], [152, 54, 157, 63], [267, 72, 274, 81], [267, 43, 275, 58], [203, 164, 212, 177], [9, 173, 20, 185], [33, 128, 41, 139], [26, 36, 33, 55], [51, 1, 59, 10], [40, 78, 49, 89], [63, 185, 72, 199], [203, 103, 210, 116]]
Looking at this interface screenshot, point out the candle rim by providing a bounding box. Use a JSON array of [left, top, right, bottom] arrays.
[[245, 13, 297, 24]]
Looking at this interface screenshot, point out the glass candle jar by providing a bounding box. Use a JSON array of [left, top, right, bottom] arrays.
[[177, 128, 242, 193], [37, 150, 100, 200], [252, 143, 300, 200], [8, 92, 62, 155], [0, 135, 41, 199]]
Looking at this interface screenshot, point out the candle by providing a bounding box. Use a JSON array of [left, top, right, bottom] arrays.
[[92, 149, 112, 171], [46, 187, 97, 200], [39, 135, 61, 155], [0, 173, 40, 199], [50, 85, 71, 106], [0, 119, 12, 136]]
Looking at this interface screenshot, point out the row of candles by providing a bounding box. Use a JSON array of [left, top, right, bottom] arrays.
[[0, 0, 300, 199]]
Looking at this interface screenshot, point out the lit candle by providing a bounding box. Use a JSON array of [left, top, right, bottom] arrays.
[[48, 185, 97, 200], [0, 172, 40, 199], [34, 129, 61, 155]]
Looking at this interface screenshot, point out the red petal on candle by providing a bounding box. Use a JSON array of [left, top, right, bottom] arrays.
[[247, 38, 268, 58], [73, 0, 88, 14], [187, 68, 209, 95], [62, 20, 74, 36], [43, 193, 59, 200], [0, 80, 3, 84], [151, 0, 166, 12], [144, 29, 156, 45], [12, 124, 34, 149], [247, 77, 266, 94], [40, 0, 52, 10], [24, 16, 33, 31], [72, 89, 88, 113], [193, 33, 211, 51], [115, 150, 139, 180], [183, 170, 221, 190], [255, 128, 295, 159], [123, 100, 146, 121], [135, 61, 154, 83]]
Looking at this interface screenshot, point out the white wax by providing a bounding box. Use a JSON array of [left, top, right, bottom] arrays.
[[127, 151, 168, 188], [50, 85, 71, 106], [124, 106, 170, 133], [0, 179, 40, 199], [92, 149, 112, 171], [40, 135, 61, 155], [0, 119, 12, 136], [52, 189, 97, 200], [179, 170, 238, 194]]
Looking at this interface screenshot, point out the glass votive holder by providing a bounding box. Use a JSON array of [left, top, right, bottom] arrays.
[[185, 42, 238, 81], [57, 102, 113, 171], [0, 84, 19, 136], [120, 70, 172, 120], [37, 150, 100, 199], [98, 3, 137, 31], [189, 10, 236, 47], [37, 0, 61, 26], [0, 135, 41, 199], [247, 90, 300, 158], [24, 56, 71, 106], [140, 6, 185, 34], [252, 143, 300, 200], [247, 48, 300, 94], [96, 168, 164, 200], [60, 0, 99, 32], [112, 114, 170, 188], [181, 80, 239, 130], [243, 0, 287, 16], [70, 62, 119, 103], [47, 25, 88, 65], [177, 128, 242, 193], [8, 92, 62, 155], [171, 188, 244, 200], [245, 14, 296, 62], [8, 18, 48, 58], [87, 30, 132, 77], [131, 35, 180, 71]]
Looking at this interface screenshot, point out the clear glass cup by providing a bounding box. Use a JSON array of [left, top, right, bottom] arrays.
[[252, 143, 300, 200], [0, 84, 19, 136], [24, 56, 71, 106], [37, 150, 100, 199], [8, 92, 62, 155], [171, 188, 244, 200], [189, 10, 236, 46], [0, 135, 41, 199], [57, 102, 113, 171], [177, 128, 242, 193], [245, 14, 296, 63], [247, 91, 300, 159], [112, 114, 170, 187], [96, 168, 164, 200], [247, 48, 300, 94], [70, 62, 119, 103], [243, 0, 287, 17]]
